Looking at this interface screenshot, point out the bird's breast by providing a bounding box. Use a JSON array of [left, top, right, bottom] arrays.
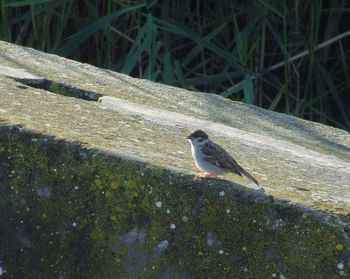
[[190, 143, 225, 175]]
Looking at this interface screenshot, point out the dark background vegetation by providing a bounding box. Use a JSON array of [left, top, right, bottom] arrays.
[[1, 0, 350, 130]]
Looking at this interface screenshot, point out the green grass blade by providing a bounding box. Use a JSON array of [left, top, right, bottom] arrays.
[[174, 60, 188, 88], [187, 72, 242, 86], [162, 51, 173, 84], [317, 61, 350, 128], [155, 17, 241, 70], [243, 74, 254, 104], [182, 23, 226, 67], [220, 80, 245, 98], [58, 3, 146, 56], [121, 13, 151, 75], [257, 0, 284, 18], [5, 0, 52, 7]]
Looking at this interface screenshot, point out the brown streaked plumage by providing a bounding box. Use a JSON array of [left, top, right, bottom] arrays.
[[186, 129, 259, 186], [186, 129, 209, 140]]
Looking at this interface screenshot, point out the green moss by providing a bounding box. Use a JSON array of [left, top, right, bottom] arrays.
[[0, 125, 349, 278], [48, 82, 71, 97]]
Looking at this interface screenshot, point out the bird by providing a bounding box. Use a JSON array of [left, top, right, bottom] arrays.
[[186, 129, 259, 186]]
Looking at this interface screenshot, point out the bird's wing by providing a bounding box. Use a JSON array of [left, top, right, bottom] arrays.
[[201, 141, 242, 176], [201, 141, 259, 186]]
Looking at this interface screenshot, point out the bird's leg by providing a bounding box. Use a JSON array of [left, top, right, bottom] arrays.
[[196, 172, 218, 179]]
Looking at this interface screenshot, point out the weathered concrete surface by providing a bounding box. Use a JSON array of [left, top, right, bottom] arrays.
[[0, 40, 349, 277]]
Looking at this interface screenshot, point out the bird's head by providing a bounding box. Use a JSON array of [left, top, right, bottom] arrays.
[[186, 129, 209, 145]]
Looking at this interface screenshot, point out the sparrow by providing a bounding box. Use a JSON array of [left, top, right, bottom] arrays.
[[186, 129, 259, 186]]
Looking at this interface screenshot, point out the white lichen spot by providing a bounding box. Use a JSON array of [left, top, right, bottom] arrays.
[[36, 187, 51, 198], [206, 232, 222, 247], [272, 219, 283, 229], [182, 216, 189, 222], [115, 229, 146, 248], [0, 266, 3, 276], [155, 201, 162, 208], [31, 138, 38, 142], [72, 222, 77, 227], [253, 219, 257, 223], [74, 186, 79, 190], [272, 273, 276, 278], [280, 274, 286, 279], [219, 250, 224, 255], [170, 223, 176, 230], [157, 240, 169, 251], [219, 191, 225, 197], [153, 240, 169, 258], [166, 209, 171, 214], [337, 262, 344, 270], [226, 209, 230, 214]]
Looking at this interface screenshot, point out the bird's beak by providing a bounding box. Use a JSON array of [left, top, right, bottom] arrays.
[[186, 135, 192, 140]]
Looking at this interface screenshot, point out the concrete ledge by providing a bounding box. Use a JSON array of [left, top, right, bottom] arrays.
[[0, 40, 349, 277]]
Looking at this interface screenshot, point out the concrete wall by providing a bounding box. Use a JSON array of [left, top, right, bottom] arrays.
[[0, 40, 349, 277]]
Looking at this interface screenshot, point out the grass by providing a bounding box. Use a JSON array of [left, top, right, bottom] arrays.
[[1, 0, 349, 130]]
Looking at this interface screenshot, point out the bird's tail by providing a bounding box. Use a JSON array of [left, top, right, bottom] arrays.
[[239, 167, 259, 186]]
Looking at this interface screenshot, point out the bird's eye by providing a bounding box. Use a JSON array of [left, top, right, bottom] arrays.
[[197, 138, 204, 142]]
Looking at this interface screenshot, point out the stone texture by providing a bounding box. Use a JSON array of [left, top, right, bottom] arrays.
[[0, 40, 349, 278]]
